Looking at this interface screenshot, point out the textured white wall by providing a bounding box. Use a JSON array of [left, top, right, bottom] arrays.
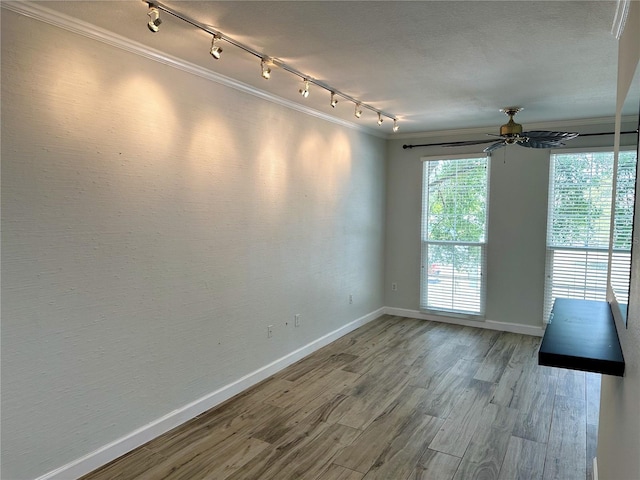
[[1, 11, 385, 479], [483, 147, 549, 326]]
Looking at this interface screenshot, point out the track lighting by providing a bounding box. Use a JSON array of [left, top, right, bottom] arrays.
[[147, 6, 162, 32], [144, 1, 398, 130], [210, 36, 223, 60], [330, 92, 338, 108], [299, 79, 310, 98], [260, 59, 271, 80]]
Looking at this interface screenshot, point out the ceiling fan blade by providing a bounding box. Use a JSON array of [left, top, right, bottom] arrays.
[[517, 131, 577, 149], [519, 139, 567, 149], [483, 141, 506, 153], [523, 130, 579, 141]]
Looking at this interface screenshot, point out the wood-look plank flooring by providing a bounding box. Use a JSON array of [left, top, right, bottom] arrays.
[[82, 315, 600, 480]]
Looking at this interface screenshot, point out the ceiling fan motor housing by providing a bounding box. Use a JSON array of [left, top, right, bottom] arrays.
[[500, 118, 523, 136], [499, 107, 524, 137]]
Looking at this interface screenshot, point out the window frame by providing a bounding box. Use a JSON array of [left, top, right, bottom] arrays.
[[420, 153, 490, 318], [543, 146, 636, 322], [609, 146, 638, 306]]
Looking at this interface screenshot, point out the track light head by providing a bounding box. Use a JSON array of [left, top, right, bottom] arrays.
[[260, 59, 272, 80], [393, 119, 399, 132], [299, 80, 310, 98], [147, 6, 162, 32], [377, 113, 383, 126], [210, 36, 223, 59], [330, 92, 338, 108], [354, 103, 362, 118]]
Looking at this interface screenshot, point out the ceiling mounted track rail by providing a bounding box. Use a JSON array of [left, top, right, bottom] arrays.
[[146, 1, 400, 131]]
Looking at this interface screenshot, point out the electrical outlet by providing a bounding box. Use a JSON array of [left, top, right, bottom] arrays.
[[267, 325, 273, 338], [391, 282, 397, 291], [349, 294, 353, 304], [294, 314, 301, 327]]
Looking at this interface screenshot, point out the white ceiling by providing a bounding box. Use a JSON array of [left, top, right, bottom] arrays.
[[35, 0, 622, 135]]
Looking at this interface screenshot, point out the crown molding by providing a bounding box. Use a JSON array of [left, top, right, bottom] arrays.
[[2, 1, 629, 143], [2, 1, 386, 139]]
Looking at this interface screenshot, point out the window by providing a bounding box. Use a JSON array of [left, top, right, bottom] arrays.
[[420, 155, 489, 316], [543, 149, 637, 321], [611, 150, 638, 304]]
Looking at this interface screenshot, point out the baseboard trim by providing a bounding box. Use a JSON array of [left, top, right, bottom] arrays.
[[384, 307, 545, 337], [34, 306, 541, 479], [35, 307, 384, 480]]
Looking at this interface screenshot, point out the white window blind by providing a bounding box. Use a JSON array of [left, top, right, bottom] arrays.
[[421, 156, 489, 316], [543, 150, 636, 321], [611, 150, 638, 304]]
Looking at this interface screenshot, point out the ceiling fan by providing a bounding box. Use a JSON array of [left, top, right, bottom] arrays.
[[403, 107, 580, 152]]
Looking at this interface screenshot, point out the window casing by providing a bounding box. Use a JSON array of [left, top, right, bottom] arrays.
[[544, 149, 637, 321], [420, 155, 489, 316]]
